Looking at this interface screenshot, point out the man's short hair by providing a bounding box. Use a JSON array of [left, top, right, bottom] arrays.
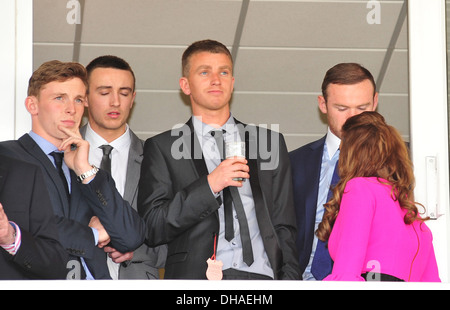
[[321, 63, 376, 101], [28, 60, 87, 97], [181, 39, 233, 77], [86, 55, 136, 92]]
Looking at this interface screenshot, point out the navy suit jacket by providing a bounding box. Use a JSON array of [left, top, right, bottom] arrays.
[[0, 134, 146, 279], [289, 136, 326, 275], [0, 154, 67, 279], [80, 124, 167, 279]]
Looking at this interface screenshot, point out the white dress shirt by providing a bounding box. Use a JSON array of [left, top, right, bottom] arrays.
[[84, 123, 132, 279]]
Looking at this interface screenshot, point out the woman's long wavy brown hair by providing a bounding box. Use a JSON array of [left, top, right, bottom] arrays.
[[316, 111, 427, 241]]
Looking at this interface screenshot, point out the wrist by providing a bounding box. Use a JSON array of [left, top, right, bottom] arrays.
[[76, 165, 99, 183], [207, 175, 220, 194], [0, 223, 16, 246], [5, 223, 15, 245]]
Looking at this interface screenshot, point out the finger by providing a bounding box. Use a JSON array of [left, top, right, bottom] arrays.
[[112, 252, 133, 263], [231, 163, 249, 173], [59, 137, 83, 152], [234, 171, 250, 179], [98, 240, 110, 249], [58, 125, 81, 138], [0, 203, 6, 220], [224, 158, 247, 165], [103, 246, 116, 253], [88, 216, 98, 227]]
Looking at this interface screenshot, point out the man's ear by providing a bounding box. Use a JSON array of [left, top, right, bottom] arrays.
[[25, 96, 39, 115], [318, 95, 328, 114], [372, 92, 379, 111], [179, 77, 191, 96], [130, 91, 136, 109]]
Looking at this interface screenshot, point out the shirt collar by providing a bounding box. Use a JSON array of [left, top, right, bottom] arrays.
[[85, 123, 131, 151], [325, 127, 340, 159], [28, 131, 59, 155], [192, 114, 237, 138]]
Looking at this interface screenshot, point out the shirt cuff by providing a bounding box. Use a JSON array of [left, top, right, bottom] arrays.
[[91, 227, 99, 245], [0, 222, 22, 255]]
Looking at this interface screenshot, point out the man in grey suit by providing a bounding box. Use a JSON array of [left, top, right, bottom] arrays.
[[138, 40, 300, 280], [82, 55, 166, 279]]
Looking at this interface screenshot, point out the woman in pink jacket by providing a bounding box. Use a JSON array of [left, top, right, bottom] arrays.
[[317, 111, 440, 282]]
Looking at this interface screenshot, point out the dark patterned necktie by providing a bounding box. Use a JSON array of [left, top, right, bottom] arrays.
[[99, 145, 113, 175], [211, 130, 254, 266], [50, 151, 70, 198]]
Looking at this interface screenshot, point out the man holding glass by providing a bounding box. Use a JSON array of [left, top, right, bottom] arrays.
[[138, 39, 300, 280]]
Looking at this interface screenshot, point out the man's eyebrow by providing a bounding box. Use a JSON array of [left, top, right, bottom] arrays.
[[332, 102, 371, 107], [51, 92, 85, 99], [95, 86, 133, 92], [96, 86, 112, 91], [194, 65, 232, 73], [75, 94, 86, 99], [119, 87, 133, 92], [195, 65, 212, 71], [51, 92, 67, 97]]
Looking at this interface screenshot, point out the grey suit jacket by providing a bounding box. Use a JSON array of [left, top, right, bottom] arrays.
[[81, 124, 166, 279], [138, 117, 300, 279]]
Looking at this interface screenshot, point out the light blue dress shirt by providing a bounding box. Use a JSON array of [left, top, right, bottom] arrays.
[[302, 128, 340, 280], [28, 131, 98, 279]]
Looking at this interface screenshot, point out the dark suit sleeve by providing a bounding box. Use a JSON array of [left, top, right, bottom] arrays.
[[78, 170, 146, 253], [3, 164, 68, 279], [138, 137, 220, 247], [270, 133, 301, 279]]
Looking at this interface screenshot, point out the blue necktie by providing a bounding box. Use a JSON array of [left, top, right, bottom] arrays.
[[311, 159, 339, 280]]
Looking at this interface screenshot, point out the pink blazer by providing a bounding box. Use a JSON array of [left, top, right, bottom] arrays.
[[324, 177, 440, 282]]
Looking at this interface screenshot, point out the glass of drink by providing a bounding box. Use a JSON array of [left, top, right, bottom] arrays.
[[225, 141, 246, 181]]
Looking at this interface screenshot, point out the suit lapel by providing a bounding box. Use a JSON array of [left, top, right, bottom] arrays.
[[235, 119, 281, 272], [235, 119, 265, 210], [82, 124, 143, 208], [0, 163, 8, 196], [186, 118, 208, 178], [242, 127, 266, 215], [68, 170, 82, 218], [123, 130, 143, 209], [18, 134, 71, 216], [304, 136, 326, 242]]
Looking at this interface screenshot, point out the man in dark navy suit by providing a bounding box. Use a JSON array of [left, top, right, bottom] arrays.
[[0, 154, 67, 279], [0, 60, 145, 279], [289, 63, 378, 280]]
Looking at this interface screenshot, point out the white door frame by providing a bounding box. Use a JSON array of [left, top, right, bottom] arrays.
[[408, 0, 450, 282], [0, 0, 32, 142]]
